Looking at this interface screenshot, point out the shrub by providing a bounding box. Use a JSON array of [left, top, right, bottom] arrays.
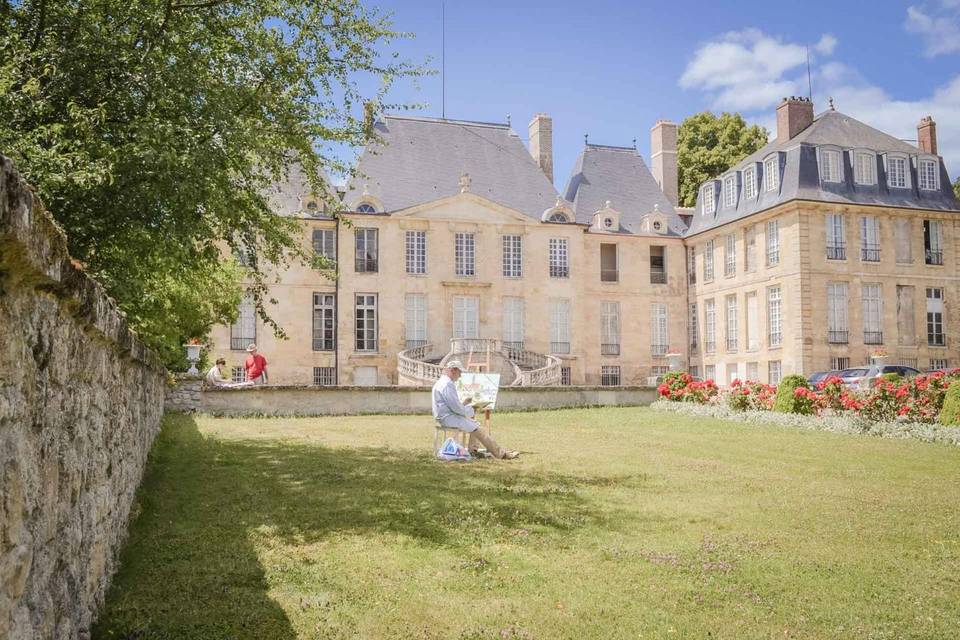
[[939, 380, 960, 426], [727, 379, 776, 411], [657, 372, 718, 404], [859, 380, 902, 422], [773, 374, 813, 414], [881, 372, 902, 384]]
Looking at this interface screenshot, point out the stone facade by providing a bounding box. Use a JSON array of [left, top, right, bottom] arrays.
[[0, 155, 166, 639]]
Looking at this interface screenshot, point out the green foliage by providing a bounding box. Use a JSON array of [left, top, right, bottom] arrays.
[[939, 380, 960, 425], [773, 374, 813, 414], [677, 112, 768, 207], [881, 372, 902, 384], [953, 177, 960, 201], [0, 0, 426, 366]]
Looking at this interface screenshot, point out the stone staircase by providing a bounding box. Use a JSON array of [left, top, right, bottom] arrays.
[[397, 338, 562, 386]]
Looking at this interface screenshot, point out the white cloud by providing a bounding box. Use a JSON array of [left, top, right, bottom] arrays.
[[905, 4, 960, 56], [679, 28, 960, 173]]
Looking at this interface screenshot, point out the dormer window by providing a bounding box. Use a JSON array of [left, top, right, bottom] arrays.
[[702, 183, 716, 216], [356, 203, 377, 213], [919, 157, 940, 191], [548, 212, 569, 223], [764, 155, 779, 192], [886, 154, 909, 189], [819, 148, 842, 183], [723, 174, 737, 208], [854, 151, 876, 185], [743, 166, 757, 199], [604, 217, 614, 229]]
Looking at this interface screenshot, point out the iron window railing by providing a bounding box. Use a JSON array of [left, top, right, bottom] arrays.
[[864, 331, 884, 344], [726, 338, 738, 352], [926, 249, 944, 265], [600, 367, 621, 386], [826, 244, 846, 260], [601, 269, 619, 282], [861, 246, 881, 262], [551, 341, 571, 354], [650, 270, 667, 284], [705, 341, 716, 354], [601, 343, 620, 356], [405, 339, 428, 349], [828, 330, 849, 344], [651, 344, 668, 356]]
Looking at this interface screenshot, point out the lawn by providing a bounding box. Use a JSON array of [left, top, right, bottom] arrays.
[[93, 408, 960, 640]]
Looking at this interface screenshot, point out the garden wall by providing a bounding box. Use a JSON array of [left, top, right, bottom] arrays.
[[166, 379, 657, 416], [0, 155, 166, 639]]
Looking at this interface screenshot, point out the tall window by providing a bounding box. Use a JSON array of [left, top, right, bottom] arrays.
[[820, 148, 841, 182], [404, 293, 427, 349], [725, 295, 738, 352], [601, 301, 620, 355], [549, 238, 569, 278], [704, 299, 716, 353], [405, 230, 426, 274], [764, 156, 779, 192], [502, 235, 523, 278], [766, 220, 780, 266], [560, 367, 572, 385], [743, 166, 757, 199], [919, 159, 939, 191], [230, 295, 256, 350], [827, 283, 848, 344], [502, 296, 525, 349], [355, 293, 378, 352], [862, 284, 883, 344], [452, 296, 479, 339], [651, 303, 668, 356], [600, 243, 618, 282], [927, 287, 945, 346], [704, 240, 715, 282], [723, 175, 736, 208], [600, 365, 621, 386], [924, 220, 944, 265], [704, 364, 716, 382], [312, 293, 336, 351], [745, 291, 759, 351], [724, 233, 736, 276], [687, 246, 696, 284], [312, 229, 336, 263], [745, 225, 757, 272], [897, 285, 916, 346], [768, 361, 782, 385], [354, 228, 378, 272], [550, 299, 571, 354], [860, 216, 880, 262], [746, 362, 759, 381], [826, 214, 846, 260], [689, 303, 699, 351], [767, 286, 782, 347], [455, 233, 475, 277], [854, 152, 876, 185], [887, 156, 908, 188], [650, 246, 666, 283], [702, 183, 716, 215]]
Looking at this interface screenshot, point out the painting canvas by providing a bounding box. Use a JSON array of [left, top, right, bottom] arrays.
[[455, 372, 501, 411]]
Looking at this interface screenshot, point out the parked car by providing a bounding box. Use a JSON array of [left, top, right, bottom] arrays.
[[838, 365, 921, 390], [807, 370, 843, 387]]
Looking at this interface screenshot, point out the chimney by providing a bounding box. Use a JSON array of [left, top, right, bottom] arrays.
[[776, 97, 814, 142], [363, 100, 377, 139], [918, 116, 938, 155], [528, 113, 554, 183], [651, 120, 679, 207]]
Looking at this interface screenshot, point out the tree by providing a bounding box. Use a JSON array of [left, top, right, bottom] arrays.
[[0, 0, 425, 365], [953, 177, 960, 201], [677, 112, 768, 208]]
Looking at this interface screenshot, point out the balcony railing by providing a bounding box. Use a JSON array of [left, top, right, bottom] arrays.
[[650, 270, 667, 284], [651, 344, 669, 356], [405, 339, 428, 350], [550, 341, 570, 354], [355, 257, 378, 272], [550, 265, 569, 278], [929, 334, 946, 347], [230, 336, 254, 350], [861, 246, 880, 262], [826, 244, 846, 260], [926, 249, 944, 265], [864, 331, 884, 345], [827, 330, 849, 344], [705, 340, 716, 354], [601, 343, 620, 356], [601, 269, 619, 283], [726, 338, 738, 352], [768, 332, 782, 347]]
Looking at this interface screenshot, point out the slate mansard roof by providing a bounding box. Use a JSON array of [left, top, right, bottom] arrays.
[[564, 143, 685, 236], [344, 115, 561, 218], [688, 110, 960, 236]]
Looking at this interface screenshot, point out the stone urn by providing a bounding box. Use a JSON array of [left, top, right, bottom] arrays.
[[666, 352, 683, 371], [183, 343, 204, 375]]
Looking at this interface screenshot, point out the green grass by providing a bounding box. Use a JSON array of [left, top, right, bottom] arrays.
[[93, 408, 960, 640]]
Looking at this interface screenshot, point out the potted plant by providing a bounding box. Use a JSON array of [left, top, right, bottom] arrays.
[[870, 348, 888, 365], [664, 347, 683, 371]]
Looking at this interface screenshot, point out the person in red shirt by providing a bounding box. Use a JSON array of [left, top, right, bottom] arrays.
[[244, 344, 269, 384]]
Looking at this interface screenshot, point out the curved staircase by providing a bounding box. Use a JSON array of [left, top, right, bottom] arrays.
[[397, 338, 562, 386]]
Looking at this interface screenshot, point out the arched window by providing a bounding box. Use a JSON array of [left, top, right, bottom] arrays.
[[548, 212, 568, 223], [356, 203, 377, 213]]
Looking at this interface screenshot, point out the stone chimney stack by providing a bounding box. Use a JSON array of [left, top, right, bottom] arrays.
[[528, 113, 554, 183], [776, 97, 814, 142], [651, 120, 679, 207], [918, 116, 938, 155]]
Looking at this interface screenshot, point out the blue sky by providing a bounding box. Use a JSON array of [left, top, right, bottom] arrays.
[[345, 0, 960, 188]]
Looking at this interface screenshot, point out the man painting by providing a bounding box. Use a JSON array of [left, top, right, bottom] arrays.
[[432, 361, 519, 459], [244, 344, 269, 384]]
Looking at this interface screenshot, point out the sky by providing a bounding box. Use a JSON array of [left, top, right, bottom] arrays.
[[341, 0, 960, 190]]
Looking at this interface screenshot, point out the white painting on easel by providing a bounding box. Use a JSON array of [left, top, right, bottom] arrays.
[[455, 373, 501, 410]]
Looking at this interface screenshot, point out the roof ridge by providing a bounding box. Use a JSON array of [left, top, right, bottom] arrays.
[[586, 143, 637, 152], [383, 114, 510, 129]]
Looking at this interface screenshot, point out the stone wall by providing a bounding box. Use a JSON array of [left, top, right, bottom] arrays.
[[165, 382, 657, 416], [0, 155, 166, 639]]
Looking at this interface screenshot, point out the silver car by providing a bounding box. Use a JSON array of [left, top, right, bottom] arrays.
[[838, 365, 921, 390]]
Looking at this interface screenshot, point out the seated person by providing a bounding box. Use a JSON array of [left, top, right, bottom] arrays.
[[431, 360, 518, 459], [205, 358, 252, 388]]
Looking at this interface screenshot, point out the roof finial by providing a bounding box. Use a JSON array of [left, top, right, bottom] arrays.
[[506, 114, 511, 127], [604, 199, 612, 209], [632, 138, 637, 149], [584, 133, 589, 145], [828, 96, 835, 111], [653, 203, 660, 213], [555, 195, 563, 207], [458, 172, 471, 193]]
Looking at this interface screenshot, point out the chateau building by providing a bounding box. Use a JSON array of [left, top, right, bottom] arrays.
[[208, 99, 960, 386]]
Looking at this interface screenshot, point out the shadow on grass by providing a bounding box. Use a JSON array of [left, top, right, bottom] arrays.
[[94, 413, 607, 639]]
